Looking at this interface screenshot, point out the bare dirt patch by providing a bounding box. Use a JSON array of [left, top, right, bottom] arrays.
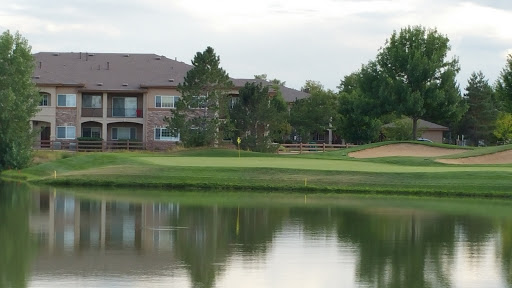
[[349, 143, 466, 159], [437, 150, 512, 165]]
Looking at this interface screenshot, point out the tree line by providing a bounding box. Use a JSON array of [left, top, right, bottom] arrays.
[[168, 25, 512, 149], [1, 26, 512, 169]]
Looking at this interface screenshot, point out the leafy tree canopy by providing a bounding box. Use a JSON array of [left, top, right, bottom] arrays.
[[375, 25, 464, 139], [230, 82, 289, 152], [0, 30, 40, 170], [337, 70, 382, 144], [290, 80, 337, 143], [493, 112, 512, 144]]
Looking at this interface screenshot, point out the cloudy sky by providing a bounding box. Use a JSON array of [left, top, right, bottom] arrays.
[[1, 0, 511, 91]]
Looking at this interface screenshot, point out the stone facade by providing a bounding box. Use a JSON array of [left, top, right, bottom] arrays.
[[55, 108, 77, 126], [145, 110, 177, 151]]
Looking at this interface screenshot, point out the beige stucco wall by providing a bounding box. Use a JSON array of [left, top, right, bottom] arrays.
[[421, 130, 444, 143], [145, 88, 181, 108]]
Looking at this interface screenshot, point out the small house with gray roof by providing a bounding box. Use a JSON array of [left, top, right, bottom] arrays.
[[31, 52, 309, 150]]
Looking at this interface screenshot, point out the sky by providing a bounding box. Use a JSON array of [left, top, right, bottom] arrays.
[[1, 0, 511, 91]]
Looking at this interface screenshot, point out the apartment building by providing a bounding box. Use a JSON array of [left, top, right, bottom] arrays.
[[31, 52, 309, 150]]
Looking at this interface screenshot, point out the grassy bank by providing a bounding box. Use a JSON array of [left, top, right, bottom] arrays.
[[3, 143, 512, 198]]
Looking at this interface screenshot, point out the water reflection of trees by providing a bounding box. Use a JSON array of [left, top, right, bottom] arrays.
[[173, 206, 288, 288], [21, 187, 512, 288], [334, 209, 457, 288], [0, 181, 35, 288]]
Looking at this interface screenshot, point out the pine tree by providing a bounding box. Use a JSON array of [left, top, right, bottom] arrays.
[[460, 71, 497, 145], [165, 47, 233, 147]]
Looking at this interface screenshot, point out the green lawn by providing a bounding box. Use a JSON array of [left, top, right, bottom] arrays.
[[3, 143, 512, 198]]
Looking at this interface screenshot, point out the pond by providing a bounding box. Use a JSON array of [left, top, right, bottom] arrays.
[[1, 180, 512, 288]]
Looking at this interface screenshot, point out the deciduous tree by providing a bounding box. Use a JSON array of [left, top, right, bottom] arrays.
[[375, 26, 464, 139], [0, 31, 40, 170], [230, 82, 288, 152], [493, 112, 512, 144], [290, 81, 337, 143]]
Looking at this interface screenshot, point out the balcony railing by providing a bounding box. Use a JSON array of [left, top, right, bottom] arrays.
[[109, 108, 143, 118], [81, 108, 103, 117]]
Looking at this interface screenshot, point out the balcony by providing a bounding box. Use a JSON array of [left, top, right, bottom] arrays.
[[109, 108, 143, 118]]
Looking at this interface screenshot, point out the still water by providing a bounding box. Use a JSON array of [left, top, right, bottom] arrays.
[[1, 180, 512, 288]]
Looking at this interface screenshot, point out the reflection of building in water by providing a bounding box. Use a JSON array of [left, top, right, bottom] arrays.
[[29, 190, 184, 276]]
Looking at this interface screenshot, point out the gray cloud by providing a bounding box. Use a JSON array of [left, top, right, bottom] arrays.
[[0, 0, 510, 91]]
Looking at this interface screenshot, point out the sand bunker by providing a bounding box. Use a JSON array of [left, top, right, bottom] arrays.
[[349, 143, 466, 159], [437, 150, 512, 165]]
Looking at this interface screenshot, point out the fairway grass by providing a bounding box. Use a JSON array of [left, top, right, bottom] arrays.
[[140, 156, 512, 173], [3, 144, 512, 198]]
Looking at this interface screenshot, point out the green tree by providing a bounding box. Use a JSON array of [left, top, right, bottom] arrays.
[[383, 117, 426, 141], [229, 82, 288, 152], [375, 25, 464, 139], [165, 47, 233, 147], [496, 54, 512, 112], [459, 71, 497, 145], [337, 67, 382, 144], [0, 31, 40, 170], [493, 112, 512, 144], [290, 81, 337, 143], [0, 181, 36, 288], [253, 74, 286, 86]]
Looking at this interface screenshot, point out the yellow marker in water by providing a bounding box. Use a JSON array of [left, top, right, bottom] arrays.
[[54, 170, 57, 179], [236, 206, 240, 236]]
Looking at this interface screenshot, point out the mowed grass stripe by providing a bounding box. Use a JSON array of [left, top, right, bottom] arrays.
[[140, 157, 512, 173]]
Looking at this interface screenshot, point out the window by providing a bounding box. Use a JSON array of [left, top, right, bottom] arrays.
[[112, 97, 137, 117], [154, 127, 180, 141], [229, 97, 239, 109], [40, 93, 50, 106], [189, 96, 206, 109], [83, 95, 102, 108], [313, 132, 325, 142], [57, 94, 76, 107], [82, 127, 101, 138], [155, 95, 179, 108], [112, 127, 136, 140], [57, 126, 76, 139]]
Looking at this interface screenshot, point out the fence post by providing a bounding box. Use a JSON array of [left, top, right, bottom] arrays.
[[299, 143, 303, 154], [127, 140, 130, 151], [323, 143, 325, 152]]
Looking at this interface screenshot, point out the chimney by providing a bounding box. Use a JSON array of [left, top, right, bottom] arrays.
[[107, 62, 110, 70], [39, 61, 42, 69]]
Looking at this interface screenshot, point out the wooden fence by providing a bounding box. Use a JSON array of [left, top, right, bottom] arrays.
[[279, 143, 357, 154], [34, 140, 145, 152]]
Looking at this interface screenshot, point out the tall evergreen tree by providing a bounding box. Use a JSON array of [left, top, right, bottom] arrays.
[[496, 54, 512, 112], [459, 71, 497, 145], [165, 47, 233, 147], [0, 31, 40, 170]]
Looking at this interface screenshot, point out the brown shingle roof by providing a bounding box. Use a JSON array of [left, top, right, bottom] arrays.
[[232, 78, 310, 102], [383, 118, 449, 131], [33, 52, 191, 91], [32, 52, 309, 102]]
